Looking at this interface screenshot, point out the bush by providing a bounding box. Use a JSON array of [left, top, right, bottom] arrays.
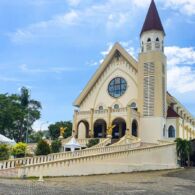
[[86, 139, 99, 148], [51, 140, 62, 153], [0, 144, 10, 161], [35, 139, 51, 156], [11, 142, 27, 158]]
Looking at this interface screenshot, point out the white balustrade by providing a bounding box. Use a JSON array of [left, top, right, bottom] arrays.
[[0, 140, 141, 171]]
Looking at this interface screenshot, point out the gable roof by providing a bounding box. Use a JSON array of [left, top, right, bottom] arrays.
[[167, 106, 180, 118], [167, 92, 195, 121], [73, 42, 138, 107], [140, 0, 165, 36]]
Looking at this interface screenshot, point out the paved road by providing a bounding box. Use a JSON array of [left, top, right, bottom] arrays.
[[0, 168, 195, 195]]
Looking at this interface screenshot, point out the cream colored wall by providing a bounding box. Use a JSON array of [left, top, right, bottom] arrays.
[[138, 51, 166, 117], [78, 123, 86, 139], [140, 117, 166, 143], [166, 118, 177, 140], [141, 30, 164, 52], [79, 55, 138, 111], [18, 143, 178, 177]]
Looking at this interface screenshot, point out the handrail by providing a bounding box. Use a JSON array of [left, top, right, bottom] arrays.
[[0, 141, 140, 170], [90, 138, 111, 148], [20, 142, 176, 169]]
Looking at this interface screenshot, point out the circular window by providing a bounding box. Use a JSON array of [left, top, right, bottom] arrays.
[[114, 104, 119, 109], [99, 106, 103, 110], [108, 77, 127, 98]]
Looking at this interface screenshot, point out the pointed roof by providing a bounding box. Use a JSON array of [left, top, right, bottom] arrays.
[[64, 137, 81, 148], [73, 43, 138, 107], [167, 106, 180, 118], [0, 134, 16, 145], [140, 0, 165, 36]]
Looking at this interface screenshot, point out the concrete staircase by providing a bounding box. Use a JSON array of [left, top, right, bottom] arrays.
[[0, 139, 178, 178]]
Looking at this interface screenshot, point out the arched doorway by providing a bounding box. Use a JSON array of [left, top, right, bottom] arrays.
[[77, 120, 89, 139], [94, 119, 107, 138], [112, 118, 126, 139], [132, 120, 138, 137]]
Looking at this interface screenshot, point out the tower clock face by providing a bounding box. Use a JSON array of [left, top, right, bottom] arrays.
[[108, 77, 127, 98]]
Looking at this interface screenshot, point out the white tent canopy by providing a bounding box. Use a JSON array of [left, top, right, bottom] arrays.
[[64, 137, 81, 152], [0, 134, 16, 145]]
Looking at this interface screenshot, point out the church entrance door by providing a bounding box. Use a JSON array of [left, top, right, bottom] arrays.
[[132, 120, 138, 137], [94, 119, 107, 138], [112, 118, 126, 139]]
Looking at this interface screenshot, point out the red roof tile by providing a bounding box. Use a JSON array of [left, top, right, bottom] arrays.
[[167, 106, 180, 118], [140, 0, 165, 36]]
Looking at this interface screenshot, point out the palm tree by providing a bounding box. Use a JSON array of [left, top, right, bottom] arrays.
[[175, 138, 192, 167], [16, 87, 42, 142]]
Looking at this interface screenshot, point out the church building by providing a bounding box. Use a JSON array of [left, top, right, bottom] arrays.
[[72, 0, 195, 143]]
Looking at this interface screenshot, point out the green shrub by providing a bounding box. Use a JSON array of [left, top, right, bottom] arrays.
[[51, 140, 62, 153], [11, 142, 27, 158], [0, 144, 10, 161], [86, 139, 99, 148], [35, 139, 50, 156]]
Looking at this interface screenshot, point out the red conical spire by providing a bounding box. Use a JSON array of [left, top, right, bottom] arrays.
[[140, 0, 165, 36]]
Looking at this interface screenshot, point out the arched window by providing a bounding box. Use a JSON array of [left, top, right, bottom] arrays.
[[156, 37, 159, 42], [114, 104, 119, 109], [147, 38, 151, 42], [130, 102, 136, 108], [99, 106, 103, 110], [130, 102, 137, 111], [168, 126, 175, 138]]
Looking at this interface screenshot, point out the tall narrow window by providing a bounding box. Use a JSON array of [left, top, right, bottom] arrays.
[[168, 126, 176, 138], [147, 38, 151, 42], [143, 63, 155, 116]]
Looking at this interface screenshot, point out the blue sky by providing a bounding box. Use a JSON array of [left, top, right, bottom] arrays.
[[0, 0, 195, 130]]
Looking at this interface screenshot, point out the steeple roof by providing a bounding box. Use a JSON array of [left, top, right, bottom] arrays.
[[140, 0, 165, 36]]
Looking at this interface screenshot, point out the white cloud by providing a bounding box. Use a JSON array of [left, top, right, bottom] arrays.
[[167, 65, 195, 93], [163, 0, 195, 15], [32, 120, 50, 131], [66, 0, 81, 7], [9, 0, 147, 43], [19, 64, 80, 74], [9, 10, 79, 43], [165, 46, 195, 67], [165, 46, 195, 93], [0, 76, 22, 82]]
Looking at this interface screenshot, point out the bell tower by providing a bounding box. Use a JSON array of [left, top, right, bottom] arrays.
[[138, 0, 167, 143]]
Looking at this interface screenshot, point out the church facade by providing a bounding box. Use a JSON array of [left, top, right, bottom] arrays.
[[72, 0, 195, 143]]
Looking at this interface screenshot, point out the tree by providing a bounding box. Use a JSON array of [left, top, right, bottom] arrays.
[[86, 139, 99, 148], [35, 140, 51, 156], [175, 138, 192, 167], [0, 87, 42, 142], [0, 144, 10, 161], [15, 87, 42, 142], [29, 131, 44, 143], [11, 142, 27, 158], [48, 121, 72, 140], [51, 140, 62, 153]]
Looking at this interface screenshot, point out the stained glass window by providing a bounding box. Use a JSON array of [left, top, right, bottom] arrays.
[[108, 77, 127, 98]]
